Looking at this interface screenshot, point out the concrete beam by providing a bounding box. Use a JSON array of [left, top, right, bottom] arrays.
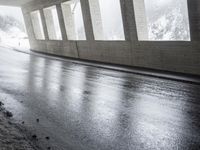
[[0, 0, 33, 6]]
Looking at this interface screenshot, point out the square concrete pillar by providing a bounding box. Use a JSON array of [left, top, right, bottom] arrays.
[[88, 0, 104, 40], [30, 10, 45, 40], [44, 9, 57, 40], [61, 0, 86, 40], [40, 10, 49, 40], [132, 0, 148, 40], [80, 0, 95, 40], [43, 6, 62, 40], [56, 4, 68, 41], [61, 3, 77, 40]]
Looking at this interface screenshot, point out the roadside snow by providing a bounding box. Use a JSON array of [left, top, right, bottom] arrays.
[[0, 28, 30, 51]]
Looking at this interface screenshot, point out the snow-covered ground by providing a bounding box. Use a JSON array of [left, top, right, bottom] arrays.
[[0, 27, 30, 51], [0, 6, 30, 51]]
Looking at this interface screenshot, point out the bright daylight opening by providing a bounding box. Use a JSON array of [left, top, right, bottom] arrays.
[[0, 6, 30, 50], [43, 6, 62, 40], [61, 0, 86, 40], [88, 0, 125, 40], [133, 0, 191, 41]]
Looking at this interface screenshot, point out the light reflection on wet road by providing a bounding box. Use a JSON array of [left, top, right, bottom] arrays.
[[0, 47, 200, 150]]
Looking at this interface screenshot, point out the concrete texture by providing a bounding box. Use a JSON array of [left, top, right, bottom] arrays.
[[61, 2, 77, 40], [43, 6, 62, 40], [0, 0, 32, 6], [132, 0, 148, 40], [30, 10, 45, 40], [21, 0, 200, 76], [88, 0, 104, 40], [0, 47, 200, 150]]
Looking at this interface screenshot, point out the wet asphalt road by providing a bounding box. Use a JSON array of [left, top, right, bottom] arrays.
[[0, 47, 200, 150]]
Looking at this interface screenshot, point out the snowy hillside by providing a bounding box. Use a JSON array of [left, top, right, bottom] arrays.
[[144, 0, 190, 40], [0, 15, 29, 50]]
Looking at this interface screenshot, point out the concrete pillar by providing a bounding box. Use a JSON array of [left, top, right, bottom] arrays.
[[80, 0, 95, 40], [187, 0, 200, 41], [119, 0, 131, 41], [40, 9, 49, 40], [43, 8, 57, 40], [87, 0, 104, 40], [56, 4, 68, 41], [132, 0, 148, 40], [22, 10, 35, 48], [30, 11, 45, 40], [61, 3, 76, 40]]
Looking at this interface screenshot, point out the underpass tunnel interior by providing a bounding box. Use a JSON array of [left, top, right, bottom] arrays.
[[24, 0, 200, 76], [0, 0, 200, 150], [0, 0, 199, 76]]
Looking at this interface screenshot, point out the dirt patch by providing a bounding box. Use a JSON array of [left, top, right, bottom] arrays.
[[0, 101, 39, 150]]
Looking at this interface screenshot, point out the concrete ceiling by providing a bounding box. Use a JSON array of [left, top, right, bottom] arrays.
[[0, 0, 33, 6]]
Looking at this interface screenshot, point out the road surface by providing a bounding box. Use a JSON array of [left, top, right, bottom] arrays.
[[0, 46, 200, 150]]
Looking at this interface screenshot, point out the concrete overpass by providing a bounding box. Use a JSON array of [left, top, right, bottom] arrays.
[[0, 0, 200, 150], [0, 0, 32, 6]]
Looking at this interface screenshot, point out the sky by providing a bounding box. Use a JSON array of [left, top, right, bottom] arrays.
[[0, 6, 24, 23]]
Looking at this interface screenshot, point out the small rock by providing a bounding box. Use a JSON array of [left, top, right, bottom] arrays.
[[36, 119, 39, 122], [22, 121, 25, 124], [8, 121, 12, 125], [0, 101, 4, 106], [45, 136, 50, 140], [84, 91, 91, 95], [32, 134, 37, 139], [47, 147, 51, 150], [4, 111, 13, 117], [60, 86, 65, 91]]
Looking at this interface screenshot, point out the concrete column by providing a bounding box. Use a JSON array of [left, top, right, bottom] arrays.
[[30, 11, 45, 40], [87, 0, 104, 40], [61, 3, 76, 40], [43, 9, 57, 40], [56, 4, 68, 41], [132, 0, 148, 40], [187, 0, 200, 41], [22, 10, 36, 48], [40, 9, 49, 40], [120, 0, 131, 41], [80, 0, 95, 40]]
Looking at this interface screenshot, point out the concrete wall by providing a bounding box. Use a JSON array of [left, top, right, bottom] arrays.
[[22, 0, 200, 75]]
